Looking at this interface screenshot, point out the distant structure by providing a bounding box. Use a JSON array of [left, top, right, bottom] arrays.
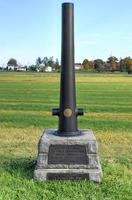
[[16, 66, 27, 71], [74, 63, 83, 70], [36, 64, 52, 72], [7, 65, 27, 71], [45, 66, 52, 72], [7, 65, 15, 71]]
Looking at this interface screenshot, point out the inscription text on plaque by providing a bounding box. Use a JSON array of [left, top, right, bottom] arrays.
[[48, 145, 88, 165]]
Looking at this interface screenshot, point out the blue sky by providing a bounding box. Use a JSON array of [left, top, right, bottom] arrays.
[[0, 0, 132, 66]]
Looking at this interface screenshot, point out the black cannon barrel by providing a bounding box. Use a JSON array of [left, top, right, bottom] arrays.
[[52, 3, 83, 136]]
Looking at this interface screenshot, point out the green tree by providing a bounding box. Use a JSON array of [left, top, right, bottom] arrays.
[[54, 58, 60, 70], [36, 57, 42, 66], [42, 56, 60, 70], [48, 56, 54, 68], [42, 57, 49, 66], [107, 56, 118, 62], [119, 58, 127, 72], [7, 58, 17, 66], [94, 59, 105, 72], [29, 65, 37, 72]]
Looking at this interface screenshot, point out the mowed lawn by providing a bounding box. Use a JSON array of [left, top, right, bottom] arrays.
[[0, 72, 132, 200]]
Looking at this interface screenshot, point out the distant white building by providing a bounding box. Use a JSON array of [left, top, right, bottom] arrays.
[[7, 65, 27, 71], [16, 66, 27, 71], [7, 65, 15, 71], [74, 63, 83, 70], [38, 64, 45, 72], [45, 66, 52, 72]]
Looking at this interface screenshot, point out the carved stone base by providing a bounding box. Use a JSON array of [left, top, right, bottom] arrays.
[[34, 129, 103, 182]]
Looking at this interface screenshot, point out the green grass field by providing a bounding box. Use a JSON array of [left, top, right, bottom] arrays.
[[0, 72, 132, 200]]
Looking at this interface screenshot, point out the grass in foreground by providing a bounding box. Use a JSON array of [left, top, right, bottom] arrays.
[[0, 72, 132, 200]]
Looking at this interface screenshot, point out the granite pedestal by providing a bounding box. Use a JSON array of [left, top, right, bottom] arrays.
[[34, 129, 103, 182]]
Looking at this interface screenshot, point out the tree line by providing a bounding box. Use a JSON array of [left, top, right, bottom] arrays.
[[1, 56, 132, 74], [1, 56, 60, 72], [82, 56, 132, 74]]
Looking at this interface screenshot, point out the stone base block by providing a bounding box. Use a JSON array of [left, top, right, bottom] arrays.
[[34, 129, 103, 182], [34, 168, 102, 182]]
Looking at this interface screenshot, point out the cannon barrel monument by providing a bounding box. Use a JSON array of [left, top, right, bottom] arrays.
[[52, 3, 83, 136], [34, 2, 103, 182]]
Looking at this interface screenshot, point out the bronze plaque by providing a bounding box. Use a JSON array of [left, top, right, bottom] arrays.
[[48, 145, 88, 165]]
